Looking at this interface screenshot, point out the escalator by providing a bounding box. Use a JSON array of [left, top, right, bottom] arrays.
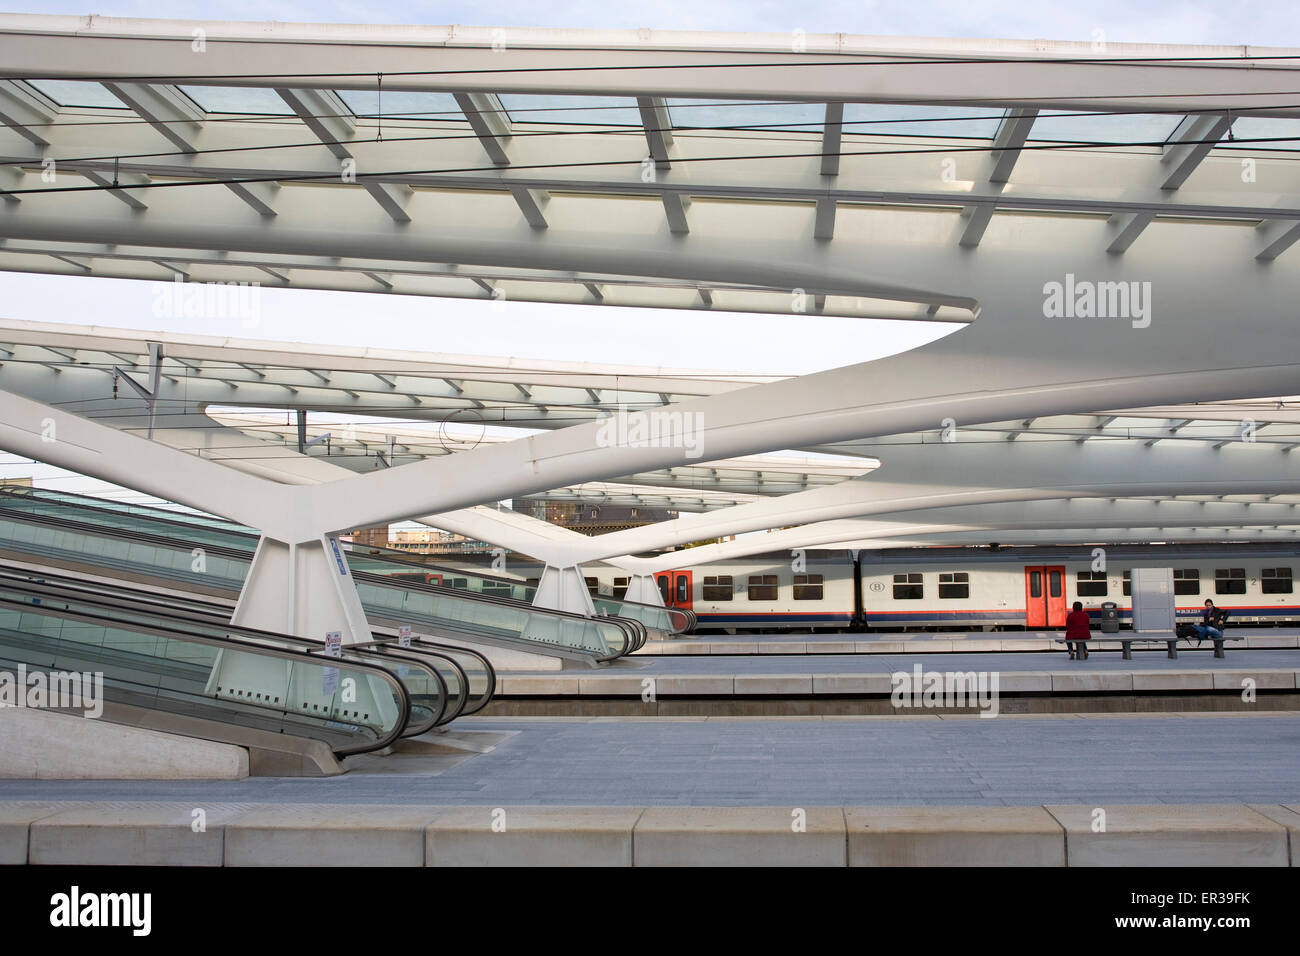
[[0, 562, 495, 717], [0, 488, 643, 662], [0, 580, 413, 773], [1, 485, 686, 639], [0, 568, 466, 732]]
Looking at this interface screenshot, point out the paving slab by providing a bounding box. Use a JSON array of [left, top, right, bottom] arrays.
[[1050, 671, 1134, 693], [998, 673, 1054, 692], [0, 801, 95, 865], [732, 675, 814, 695], [1131, 671, 1215, 691], [577, 676, 651, 696], [497, 676, 583, 695], [1045, 804, 1289, 867], [427, 806, 642, 866], [845, 806, 1065, 866], [1246, 805, 1300, 866], [634, 807, 845, 866], [653, 676, 734, 695], [1211, 670, 1296, 691], [225, 803, 441, 866], [812, 674, 894, 694], [29, 801, 253, 866]]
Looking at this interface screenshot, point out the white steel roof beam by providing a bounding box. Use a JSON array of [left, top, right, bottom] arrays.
[[224, 180, 280, 218], [277, 86, 411, 223], [1162, 112, 1233, 190], [453, 92, 512, 166], [814, 196, 836, 241], [820, 103, 843, 177], [988, 108, 1038, 184], [509, 185, 550, 230], [1256, 220, 1300, 262], [565, 439, 1300, 566], [621, 498, 1300, 571], [102, 82, 205, 154], [105, 81, 281, 217], [960, 108, 1037, 248], [448, 94, 551, 228], [78, 167, 150, 210], [637, 96, 674, 169], [1107, 112, 1231, 254], [662, 192, 691, 234], [0, 79, 56, 147], [12, 113, 1300, 228], [5, 21, 1299, 114]]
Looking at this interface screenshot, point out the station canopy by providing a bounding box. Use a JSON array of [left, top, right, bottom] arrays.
[[2, 17, 1300, 539], [2, 16, 1300, 319]]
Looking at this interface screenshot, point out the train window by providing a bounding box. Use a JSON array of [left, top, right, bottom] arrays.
[[1122, 570, 1130, 596], [526, 578, 540, 588], [1076, 571, 1108, 597], [893, 572, 924, 600], [1049, 569, 1062, 598], [613, 577, 629, 600], [793, 574, 824, 600], [748, 574, 779, 601], [702, 575, 733, 601], [1262, 568, 1293, 594], [584, 576, 600, 596], [1174, 568, 1201, 595], [938, 572, 969, 599], [1214, 568, 1246, 595], [1028, 571, 1042, 599], [451, 578, 468, 589]]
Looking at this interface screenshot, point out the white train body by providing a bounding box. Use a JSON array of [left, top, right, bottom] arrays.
[[572, 544, 1300, 632]]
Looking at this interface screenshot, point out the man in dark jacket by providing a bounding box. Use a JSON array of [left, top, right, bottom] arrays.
[[1065, 601, 1092, 660], [1193, 599, 1226, 644]]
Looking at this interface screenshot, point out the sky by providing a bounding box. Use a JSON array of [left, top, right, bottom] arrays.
[[0, 0, 1294, 497], [4, 0, 1298, 47]]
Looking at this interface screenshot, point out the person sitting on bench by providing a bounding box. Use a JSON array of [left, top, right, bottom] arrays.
[[1064, 600, 1092, 660], [1192, 599, 1226, 645]]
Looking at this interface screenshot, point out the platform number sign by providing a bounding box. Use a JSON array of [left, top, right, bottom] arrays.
[[322, 630, 342, 695]]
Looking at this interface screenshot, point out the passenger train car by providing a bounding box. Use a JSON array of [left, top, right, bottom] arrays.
[[574, 543, 1300, 633]]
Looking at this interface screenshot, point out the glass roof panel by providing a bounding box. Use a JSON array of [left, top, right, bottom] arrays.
[[1029, 111, 1181, 145], [178, 86, 297, 115], [27, 80, 124, 109], [338, 90, 463, 121], [666, 99, 823, 132], [842, 104, 1002, 138], [1217, 116, 1300, 151], [499, 94, 641, 126]]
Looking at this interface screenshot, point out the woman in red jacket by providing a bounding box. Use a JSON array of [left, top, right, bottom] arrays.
[[1064, 601, 1092, 660]]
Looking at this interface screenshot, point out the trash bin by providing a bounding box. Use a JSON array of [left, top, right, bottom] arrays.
[[1099, 601, 1120, 633]]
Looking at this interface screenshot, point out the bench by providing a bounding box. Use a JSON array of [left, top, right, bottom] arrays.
[[1053, 633, 1231, 660]]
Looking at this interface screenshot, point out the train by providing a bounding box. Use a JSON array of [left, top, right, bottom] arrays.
[[553, 542, 1300, 633]]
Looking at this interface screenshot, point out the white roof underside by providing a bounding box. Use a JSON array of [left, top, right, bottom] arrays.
[[1, 14, 1299, 318]]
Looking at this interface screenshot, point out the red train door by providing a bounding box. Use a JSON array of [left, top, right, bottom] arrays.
[[1024, 565, 1067, 627], [655, 570, 693, 609]]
